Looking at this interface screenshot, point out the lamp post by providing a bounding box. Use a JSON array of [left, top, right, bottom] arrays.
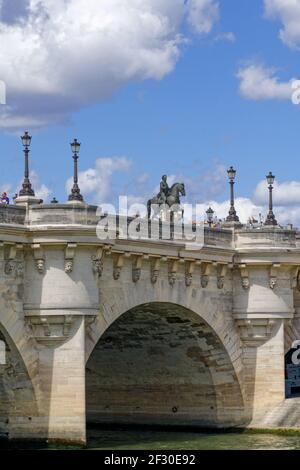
[[226, 166, 239, 222], [206, 207, 214, 228], [68, 139, 84, 202], [19, 131, 35, 196], [264, 172, 277, 226]]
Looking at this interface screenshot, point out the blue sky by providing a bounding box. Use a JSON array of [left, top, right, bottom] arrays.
[[1, 0, 300, 224]]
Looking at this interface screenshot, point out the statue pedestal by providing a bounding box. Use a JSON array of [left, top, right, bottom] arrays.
[[222, 220, 243, 229], [14, 195, 42, 206], [66, 200, 86, 206]]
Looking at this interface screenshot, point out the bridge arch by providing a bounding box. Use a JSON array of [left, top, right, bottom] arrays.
[[0, 325, 38, 438], [86, 278, 243, 378], [86, 280, 247, 428]]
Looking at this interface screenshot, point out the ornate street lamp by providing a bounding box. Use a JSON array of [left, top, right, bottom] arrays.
[[68, 138, 84, 202], [206, 207, 214, 228], [226, 166, 239, 223], [264, 171, 277, 226], [19, 131, 35, 196]]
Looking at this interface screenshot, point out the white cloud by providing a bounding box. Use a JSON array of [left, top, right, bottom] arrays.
[[186, 0, 219, 34], [264, 0, 300, 48], [65, 156, 132, 204], [4, 170, 52, 202], [197, 197, 263, 223], [254, 179, 300, 206], [17, 170, 52, 202], [0, 0, 219, 131], [237, 62, 294, 100], [214, 31, 236, 43]]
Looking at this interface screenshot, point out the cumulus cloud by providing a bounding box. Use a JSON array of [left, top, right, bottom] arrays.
[[186, 0, 219, 34], [16, 170, 52, 201], [205, 196, 300, 227], [264, 0, 300, 48], [65, 156, 132, 204], [214, 31, 236, 43], [0, 0, 219, 131], [198, 197, 263, 223], [254, 179, 300, 206], [237, 62, 294, 100], [30, 171, 52, 201]]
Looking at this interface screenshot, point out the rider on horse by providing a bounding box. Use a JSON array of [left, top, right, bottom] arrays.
[[157, 175, 169, 204], [147, 175, 185, 219]]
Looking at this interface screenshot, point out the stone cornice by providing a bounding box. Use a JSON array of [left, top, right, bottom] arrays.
[[1, 213, 300, 266]]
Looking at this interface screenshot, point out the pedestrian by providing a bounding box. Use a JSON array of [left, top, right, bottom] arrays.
[[0, 192, 9, 205]]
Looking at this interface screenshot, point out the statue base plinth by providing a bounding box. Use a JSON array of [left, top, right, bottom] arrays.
[[222, 221, 243, 229], [14, 196, 42, 206], [66, 200, 86, 206]]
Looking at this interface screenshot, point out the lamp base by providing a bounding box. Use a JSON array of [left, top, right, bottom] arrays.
[[14, 195, 43, 206], [66, 199, 86, 206], [223, 220, 243, 229]]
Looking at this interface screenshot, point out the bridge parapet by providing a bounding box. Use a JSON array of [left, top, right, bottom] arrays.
[[234, 227, 297, 250], [0, 205, 26, 225], [28, 203, 99, 226]]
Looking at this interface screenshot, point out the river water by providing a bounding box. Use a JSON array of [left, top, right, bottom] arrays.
[[2, 427, 300, 450], [84, 428, 300, 451]]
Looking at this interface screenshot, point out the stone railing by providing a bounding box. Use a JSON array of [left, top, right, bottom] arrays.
[[0, 205, 26, 225], [28, 204, 100, 226], [26, 205, 233, 248], [235, 227, 297, 250]]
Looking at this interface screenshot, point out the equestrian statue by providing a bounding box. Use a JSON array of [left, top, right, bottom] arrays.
[[147, 175, 186, 219]]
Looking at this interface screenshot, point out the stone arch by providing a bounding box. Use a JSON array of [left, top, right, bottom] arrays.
[[0, 339, 5, 365], [0, 325, 38, 439], [86, 278, 243, 381], [86, 287, 246, 428]]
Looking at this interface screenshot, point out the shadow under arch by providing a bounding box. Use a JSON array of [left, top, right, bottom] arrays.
[[86, 302, 247, 430], [0, 325, 38, 439]]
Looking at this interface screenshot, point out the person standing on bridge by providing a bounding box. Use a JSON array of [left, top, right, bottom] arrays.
[[0, 192, 9, 205]]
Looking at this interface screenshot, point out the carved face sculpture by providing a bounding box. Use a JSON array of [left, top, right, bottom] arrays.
[[92, 259, 103, 277], [185, 273, 192, 287], [132, 268, 141, 283], [36, 259, 45, 273], [5, 260, 15, 275], [113, 267, 121, 280], [201, 275, 209, 288], [151, 269, 159, 284], [16, 262, 24, 277], [168, 272, 176, 287], [65, 260, 73, 274], [241, 277, 250, 290], [217, 277, 224, 290]]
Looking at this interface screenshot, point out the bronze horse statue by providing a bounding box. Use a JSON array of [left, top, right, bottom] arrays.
[[147, 182, 186, 219]]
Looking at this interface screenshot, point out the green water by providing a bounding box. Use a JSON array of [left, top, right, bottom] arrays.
[[85, 429, 300, 450], [2, 428, 300, 450], [63, 428, 300, 450]]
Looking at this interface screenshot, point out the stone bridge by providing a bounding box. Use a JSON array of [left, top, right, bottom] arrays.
[[1, 201, 300, 444]]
